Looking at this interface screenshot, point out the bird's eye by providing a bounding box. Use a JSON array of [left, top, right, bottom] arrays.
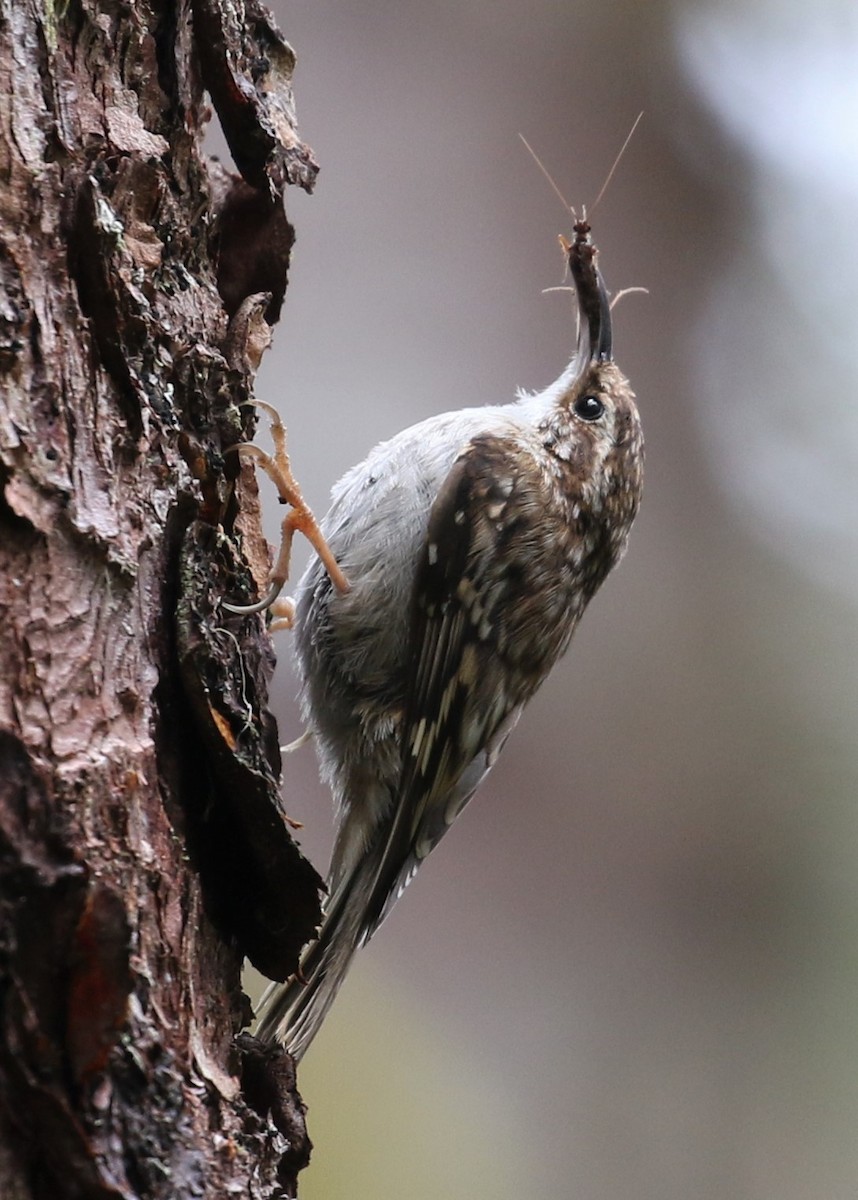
[[574, 394, 605, 422]]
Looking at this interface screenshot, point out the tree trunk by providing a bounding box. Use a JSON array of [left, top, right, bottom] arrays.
[[0, 0, 324, 1195]]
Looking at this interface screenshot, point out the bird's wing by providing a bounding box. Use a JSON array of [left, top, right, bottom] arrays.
[[359, 432, 554, 938]]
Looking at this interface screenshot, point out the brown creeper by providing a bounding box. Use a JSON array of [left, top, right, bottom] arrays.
[[254, 217, 644, 1057]]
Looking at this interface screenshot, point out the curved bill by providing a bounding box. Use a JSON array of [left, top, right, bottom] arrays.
[[565, 218, 613, 366]]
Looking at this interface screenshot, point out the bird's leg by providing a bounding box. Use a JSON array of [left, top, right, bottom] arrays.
[[269, 595, 296, 633], [223, 401, 350, 616]]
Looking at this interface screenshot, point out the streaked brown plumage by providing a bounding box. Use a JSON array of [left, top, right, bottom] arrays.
[[254, 218, 644, 1057]]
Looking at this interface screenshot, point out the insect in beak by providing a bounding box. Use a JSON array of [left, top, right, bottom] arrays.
[[562, 214, 613, 369]]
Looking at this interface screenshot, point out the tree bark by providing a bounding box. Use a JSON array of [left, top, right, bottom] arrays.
[[0, 0, 323, 1195]]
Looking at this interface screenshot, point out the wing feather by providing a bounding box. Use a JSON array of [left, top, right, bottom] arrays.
[[359, 434, 544, 936]]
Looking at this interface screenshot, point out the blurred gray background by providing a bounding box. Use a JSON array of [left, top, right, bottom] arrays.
[[238, 1, 858, 1196]]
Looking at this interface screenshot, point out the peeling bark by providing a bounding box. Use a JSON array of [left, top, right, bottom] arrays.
[[0, 0, 322, 1195]]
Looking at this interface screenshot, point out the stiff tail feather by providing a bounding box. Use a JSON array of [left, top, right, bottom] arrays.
[[253, 858, 373, 1059]]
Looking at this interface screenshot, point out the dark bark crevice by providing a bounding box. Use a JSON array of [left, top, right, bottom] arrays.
[[0, 0, 325, 1194]]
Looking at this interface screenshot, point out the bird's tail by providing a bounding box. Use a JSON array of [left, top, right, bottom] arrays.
[[253, 859, 373, 1059]]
